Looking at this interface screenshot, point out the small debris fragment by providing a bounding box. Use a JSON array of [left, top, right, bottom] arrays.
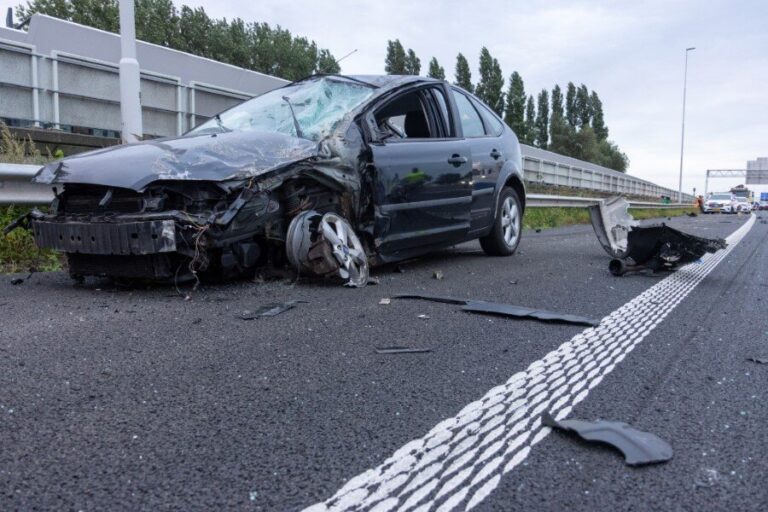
[[417, 314, 430, 320], [687, 212, 698, 217], [375, 346, 432, 354], [237, 300, 308, 320], [432, 270, 444, 280], [395, 265, 406, 273], [249, 491, 259, 501], [694, 468, 721, 488], [367, 276, 381, 285], [535, 228, 542, 233], [10, 278, 24, 285], [509, 280, 518, 285], [747, 356, 768, 364], [542, 412, 673, 466], [191, 318, 202, 325], [379, 298, 391, 305]]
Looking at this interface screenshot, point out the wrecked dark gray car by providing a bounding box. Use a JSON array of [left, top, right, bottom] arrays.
[[23, 75, 526, 285]]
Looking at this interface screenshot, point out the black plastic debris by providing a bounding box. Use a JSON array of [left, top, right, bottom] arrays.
[[589, 197, 726, 276], [542, 412, 673, 466], [10, 277, 24, 285], [375, 346, 432, 354], [393, 293, 598, 327], [687, 212, 698, 217], [747, 356, 768, 364], [462, 301, 598, 327], [237, 300, 307, 320]]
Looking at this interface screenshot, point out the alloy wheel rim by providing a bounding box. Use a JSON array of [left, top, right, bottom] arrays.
[[501, 197, 520, 247]]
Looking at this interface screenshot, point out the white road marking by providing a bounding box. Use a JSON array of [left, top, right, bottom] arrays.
[[305, 216, 755, 512]]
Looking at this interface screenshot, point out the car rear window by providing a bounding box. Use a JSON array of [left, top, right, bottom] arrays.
[[471, 98, 504, 136]]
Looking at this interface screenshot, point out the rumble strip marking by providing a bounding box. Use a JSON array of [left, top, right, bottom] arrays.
[[305, 215, 756, 512]]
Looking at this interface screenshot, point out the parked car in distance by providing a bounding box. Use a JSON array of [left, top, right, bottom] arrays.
[[733, 196, 752, 213], [703, 193, 735, 214], [759, 201, 768, 211], [23, 75, 526, 286]]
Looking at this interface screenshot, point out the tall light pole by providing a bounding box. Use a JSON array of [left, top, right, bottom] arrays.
[[119, 0, 143, 143], [677, 46, 695, 203]]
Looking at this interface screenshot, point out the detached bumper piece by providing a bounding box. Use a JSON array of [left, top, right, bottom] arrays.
[[32, 219, 177, 255], [589, 197, 726, 276]]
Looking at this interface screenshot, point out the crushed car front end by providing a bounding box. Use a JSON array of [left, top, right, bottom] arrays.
[[28, 179, 289, 281]]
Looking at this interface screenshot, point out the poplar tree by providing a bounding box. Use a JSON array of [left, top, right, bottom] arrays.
[[404, 48, 421, 75], [523, 95, 536, 145], [474, 47, 505, 115], [427, 57, 445, 80], [384, 39, 406, 74], [535, 89, 550, 149], [590, 91, 608, 140], [503, 71, 526, 138], [454, 53, 473, 92], [565, 82, 577, 127]]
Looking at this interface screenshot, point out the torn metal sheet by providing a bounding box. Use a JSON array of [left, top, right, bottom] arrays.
[[589, 197, 726, 276], [393, 293, 599, 326], [375, 347, 432, 354], [237, 300, 307, 320], [542, 412, 673, 466], [461, 301, 599, 327]]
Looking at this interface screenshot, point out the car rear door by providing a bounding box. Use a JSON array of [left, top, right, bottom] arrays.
[[369, 85, 472, 256], [450, 89, 507, 235]]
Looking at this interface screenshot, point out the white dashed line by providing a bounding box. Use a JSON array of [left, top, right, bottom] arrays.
[[305, 215, 756, 512]]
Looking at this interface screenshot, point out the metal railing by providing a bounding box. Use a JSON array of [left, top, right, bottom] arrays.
[[521, 145, 694, 202], [1, 163, 691, 208]]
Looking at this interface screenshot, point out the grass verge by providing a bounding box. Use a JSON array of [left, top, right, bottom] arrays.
[[1, 206, 63, 274], [523, 206, 697, 230]]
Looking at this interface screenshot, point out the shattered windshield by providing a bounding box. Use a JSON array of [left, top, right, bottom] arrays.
[[189, 77, 375, 142]]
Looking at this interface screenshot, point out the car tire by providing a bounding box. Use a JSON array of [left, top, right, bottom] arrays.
[[480, 187, 522, 256]]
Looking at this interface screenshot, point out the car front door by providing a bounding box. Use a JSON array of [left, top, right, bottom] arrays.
[[369, 85, 472, 256]]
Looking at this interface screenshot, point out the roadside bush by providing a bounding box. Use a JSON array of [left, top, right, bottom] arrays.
[[0, 206, 62, 273]]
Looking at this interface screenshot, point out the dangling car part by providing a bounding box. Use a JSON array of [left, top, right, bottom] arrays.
[[7, 74, 527, 286], [589, 197, 727, 276], [286, 211, 369, 287]]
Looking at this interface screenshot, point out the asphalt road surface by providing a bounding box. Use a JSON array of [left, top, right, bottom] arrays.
[[1, 213, 766, 511]]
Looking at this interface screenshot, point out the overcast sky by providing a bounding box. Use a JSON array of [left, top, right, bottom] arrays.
[[3, 0, 767, 197]]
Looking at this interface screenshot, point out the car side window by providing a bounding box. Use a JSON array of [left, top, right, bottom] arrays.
[[472, 98, 504, 136], [374, 89, 438, 140], [451, 90, 485, 138]]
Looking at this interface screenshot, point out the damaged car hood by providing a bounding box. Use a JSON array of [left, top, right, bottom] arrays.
[[34, 131, 320, 191]]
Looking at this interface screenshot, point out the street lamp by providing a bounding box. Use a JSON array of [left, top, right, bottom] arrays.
[[677, 46, 695, 203]]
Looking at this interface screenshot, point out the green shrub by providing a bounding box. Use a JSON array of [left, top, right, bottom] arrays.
[[0, 206, 62, 273]]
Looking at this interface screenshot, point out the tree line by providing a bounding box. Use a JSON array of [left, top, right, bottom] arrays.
[[385, 40, 628, 172], [16, 0, 340, 80]]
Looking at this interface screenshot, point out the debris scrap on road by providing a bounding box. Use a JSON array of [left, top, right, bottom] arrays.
[[237, 300, 307, 319], [747, 356, 768, 364], [542, 412, 673, 466], [589, 197, 726, 276], [393, 293, 599, 326], [375, 347, 432, 354]]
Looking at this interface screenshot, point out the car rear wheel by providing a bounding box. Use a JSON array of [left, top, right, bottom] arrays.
[[480, 187, 522, 256]]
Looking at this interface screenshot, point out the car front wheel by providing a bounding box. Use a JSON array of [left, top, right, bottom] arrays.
[[480, 187, 522, 256]]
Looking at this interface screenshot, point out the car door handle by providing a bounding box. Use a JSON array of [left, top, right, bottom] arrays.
[[490, 149, 502, 160], [447, 154, 468, 166]]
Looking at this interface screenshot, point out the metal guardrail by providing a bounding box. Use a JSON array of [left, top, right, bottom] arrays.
[[526, 194, 685, 209], [1, 163, 691, 209]]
